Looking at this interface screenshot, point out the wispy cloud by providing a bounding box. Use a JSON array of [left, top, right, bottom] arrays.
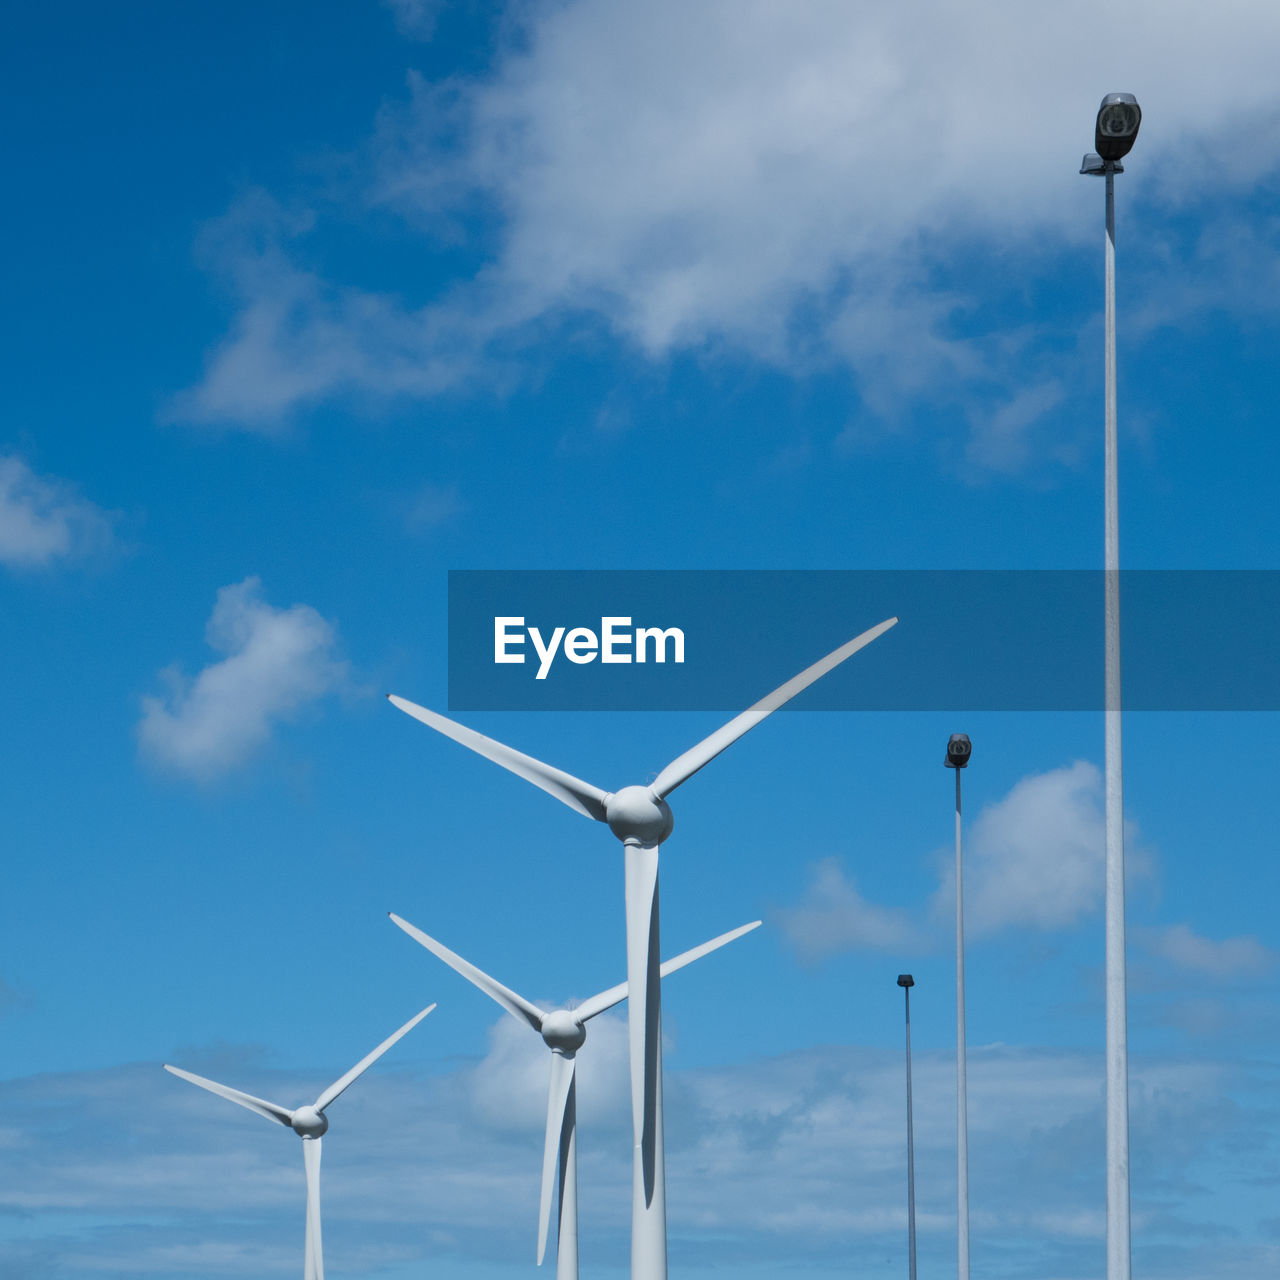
[[776, 858, 923, 960], [1128, 922, 1280, 1042], [384, 0, 444, 40], [2, 1036, 1276, 1278], [379, 0, 1280, 350], [162, 194, 495, 430], [1137, 923, 1277, 981], [137, 577, 348, 780], [0, 454, 116, 570], [964, 379, 1068, 476], [1130, 210, 1280, 340], [781, 762, 1152, 959], [172, 0, 1280, 463], [952, 760, 1124, 937], [404, 481, 466, 533]]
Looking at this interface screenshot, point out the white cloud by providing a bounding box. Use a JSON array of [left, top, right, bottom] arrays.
[[776, 858, 922, 959], [783, 763, 1152, 958], [950, 760, 1149, 937], [405, 481, 466, 532], [964, 379, 1068, 476], [384, 0, 443, 40], [0, 454, 115, 569], [1129, 210, 1280, 340], [396, 0, 1280, 341], [466, 1006, 630, 1137], [4, 1040, 1273, 1278], [162, 193, 500, 429], [1129, 923, 1280, 1040], [161, 204, 439, 429], [173, 1, 1280, 450], [138, 577, 348, 780], [1138, 923, 1276, 980]]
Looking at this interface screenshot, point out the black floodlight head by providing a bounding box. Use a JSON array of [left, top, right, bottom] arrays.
[[1094, 93, 1141, 162], [897, 973, 914, 988], [944, 733, 972, 769]]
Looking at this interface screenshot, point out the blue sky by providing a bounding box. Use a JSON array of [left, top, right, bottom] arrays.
[[4, 2, 1280, 1277]]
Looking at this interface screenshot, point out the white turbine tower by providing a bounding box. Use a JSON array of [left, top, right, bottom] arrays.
[[164, 1005, 435, 1280], [388, 616, 897, 1279], [389, 912, 760, 1280]]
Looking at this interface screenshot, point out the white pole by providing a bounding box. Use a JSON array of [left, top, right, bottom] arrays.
[[1103, 161, 1133, 1280], [955, 767, 970, 1280], [904, 980, 917, 1280], [625, 843, 667, 1280], [557, 1066, 579, 1280]]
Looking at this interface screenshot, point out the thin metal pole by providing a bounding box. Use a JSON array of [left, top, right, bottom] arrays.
[[905, 983, 917, 1280], [956, 768, 970, 1280], [1103, 161, 1133, 1280]]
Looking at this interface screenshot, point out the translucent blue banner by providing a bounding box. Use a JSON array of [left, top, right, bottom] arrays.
[[446, 570, 1280, 711]]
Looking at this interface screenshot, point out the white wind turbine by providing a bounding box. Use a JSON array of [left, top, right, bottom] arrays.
[[389, 912, 760, 1280], [164, 1005, 435, 1280], [388, 616, 897, 1279]]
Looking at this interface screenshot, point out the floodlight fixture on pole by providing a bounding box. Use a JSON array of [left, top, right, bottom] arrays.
[[945, 734, 971, 1280], [897, 974, 917, 1280], [1079, 90, 1140, 1280], [944, 734, 971, 770], [1095, 93, 1141, 162], [1080, 95, 1140, 176]]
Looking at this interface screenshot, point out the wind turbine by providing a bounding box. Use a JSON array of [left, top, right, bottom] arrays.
[[388, 616, 897, 1279], [164, 1005, 435, 1280], [389, 911, 760, 1280]]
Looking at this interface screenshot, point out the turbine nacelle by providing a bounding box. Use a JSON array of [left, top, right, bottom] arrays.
[[541, 1008, 587, 1054], [605, 786, 674, 846], [290, 1106, 329, 1138]]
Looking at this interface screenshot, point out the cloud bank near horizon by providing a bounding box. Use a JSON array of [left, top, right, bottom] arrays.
[[2, 1026, 1276, 1279]]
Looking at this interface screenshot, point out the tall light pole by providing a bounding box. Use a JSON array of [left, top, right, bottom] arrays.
[[1080, 91, 1142, 1280], [945, 734, 972, 1280], [897, 973, 917, 1280]]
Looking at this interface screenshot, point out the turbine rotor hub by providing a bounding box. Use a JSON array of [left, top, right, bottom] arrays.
[[605, 785, 674, 845], [541, 1008, 586, 1053], [291, 1105, 328, 1138]]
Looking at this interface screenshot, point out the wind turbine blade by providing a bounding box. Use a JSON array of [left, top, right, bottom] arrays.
[[649, 617, 899, 797], [571, 977, 629, 1024], [303, 1136, 324, 1280], [313, 1004, 436, 1113], [659, 919, 762, 979], [623, 842, 662, 1207], [573, 920, 763, 1022], [163, 1064, 294, 1128], [390, 913, 545, 1032], [387, 695, 610, 823], [537, 1053, 577, 1266]]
